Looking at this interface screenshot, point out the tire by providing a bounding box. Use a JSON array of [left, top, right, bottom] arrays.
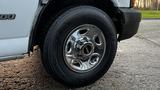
[[42, 5, 117, 88]]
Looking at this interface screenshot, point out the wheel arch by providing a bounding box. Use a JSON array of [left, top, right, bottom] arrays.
[[28, 0, 123, 52]]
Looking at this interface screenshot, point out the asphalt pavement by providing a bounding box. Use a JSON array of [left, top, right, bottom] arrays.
[[0, 20, 160, 90]]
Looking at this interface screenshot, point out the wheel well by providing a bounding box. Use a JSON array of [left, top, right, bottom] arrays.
[[29, 0, 123, 51]]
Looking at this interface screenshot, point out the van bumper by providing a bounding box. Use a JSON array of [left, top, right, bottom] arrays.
[[118, 8, 141, 41]]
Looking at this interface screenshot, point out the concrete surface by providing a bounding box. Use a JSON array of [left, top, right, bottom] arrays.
[[0, 20, 160, 90]]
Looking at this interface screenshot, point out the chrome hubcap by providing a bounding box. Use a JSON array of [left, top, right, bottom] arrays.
[[63, 24, 106, 72]]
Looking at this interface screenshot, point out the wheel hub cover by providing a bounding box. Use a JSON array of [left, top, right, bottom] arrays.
[[63, 24, 106, 73]]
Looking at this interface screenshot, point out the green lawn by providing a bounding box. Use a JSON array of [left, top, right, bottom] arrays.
[[141, 10, 160, 19]]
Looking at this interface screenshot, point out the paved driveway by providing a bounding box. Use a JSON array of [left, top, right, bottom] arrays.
[[0, 20, 160, 90]]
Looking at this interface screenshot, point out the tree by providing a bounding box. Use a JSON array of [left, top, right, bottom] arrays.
[[135, 0, 159, 10]]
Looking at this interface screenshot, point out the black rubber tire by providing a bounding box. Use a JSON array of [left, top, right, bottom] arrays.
[[42, 6, 117, 88]]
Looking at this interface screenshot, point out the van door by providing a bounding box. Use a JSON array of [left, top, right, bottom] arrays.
[[0, 0, 39, 58]]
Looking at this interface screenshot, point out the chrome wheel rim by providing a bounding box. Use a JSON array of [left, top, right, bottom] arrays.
[[63, 24, 106, 73]]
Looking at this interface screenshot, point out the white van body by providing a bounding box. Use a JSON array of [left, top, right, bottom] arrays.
[[0, 0, 39, 59]]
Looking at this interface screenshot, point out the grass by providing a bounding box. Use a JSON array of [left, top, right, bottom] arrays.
[[141, 10, 160, 19]]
